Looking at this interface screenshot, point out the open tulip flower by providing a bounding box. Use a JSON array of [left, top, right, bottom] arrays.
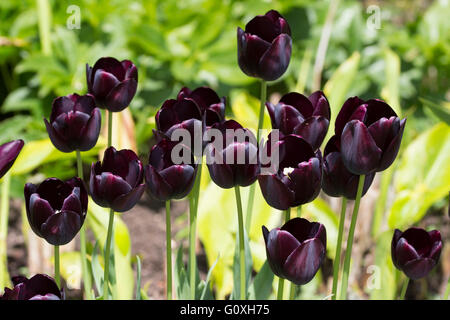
[[205, 120, 260, 189], [391, 227, 442, 280], [90, 147, 145, 212], [237, 10, 292, 81], [44, 93, 101, 153], [145, 139, 197, 201], [1, 274, 63, 300], [86, 57, 138, 112], [0, 139, 24, 179], [262, 218, 326, 285], [24, 177, 88, 246], [335, 97, 406, 175], [266, 91, 330, 150], [322, 135, 375, 199], [258, 133, 322, 210]]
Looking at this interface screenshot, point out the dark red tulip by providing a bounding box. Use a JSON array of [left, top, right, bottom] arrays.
[[44, 94, 101, 153], [1, 274, 63, 300], [322, 135, 375, 199], [0, 139, 24, 179], [258, 133, 322, 210], [205, 120, 259, 189], [86, 57, 138, 112], [391, 227, 442, 280], [90, 147, 145, 212], [262, 218, 326, 285], [237, 10, 292, 81], [24, 177, 88, 246], [266, 91, 330, 150], [335, 97, 406, 175], [145, 139, 197, 201]]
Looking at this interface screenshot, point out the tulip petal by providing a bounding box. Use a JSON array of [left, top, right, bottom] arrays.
[[283, 238, 325, 285], [258, 33, 292, 81], [0, 139, 24, 178], [36, 178, 72, 211], [335, 96, 365, 137], [287, 157, 322, 206], [187, 87, 221, 112], [340, 120, 381, 175], [258, 174, 294, 210], [145, 165, 173, 201], [40, 210, 82, 245], [271, 230, 301, 270], [391, 229, 403, 268], [309, 91, 330, 119], [105, 78, 138, 112], [237, 28, 271, 78], [343, 171, 375, 200], [293, 116, 329, 150], [402, 258, 436, 280], [401, 227, 432, 257], [28, 194, 54, 237], [92, 69, 120, 100], [20, 274, 62, 300], [245, 15, 282, 43], [270, 103, 305, 134], [377, 118, 406, 172], [122, 60, 138, 81], [429, 240, 442, 262], [78, 107, 102, 151], [61, 187, 82, 214], [44, 118, 73, 153], [159, 165, 196, 199], [92, 57, 125, 81], [279, 92, 313, 118], [365, 99, 398, 126], [50, 96, 75, 122], [395, 238, 420, 268], [112, 184, 145, 212]]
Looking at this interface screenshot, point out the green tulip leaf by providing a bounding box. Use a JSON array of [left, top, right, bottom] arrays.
[[247, 260, 274, 300]]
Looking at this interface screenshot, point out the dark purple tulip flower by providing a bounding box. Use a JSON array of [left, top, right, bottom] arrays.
[[1, 274, 63, 300], [86, 57, 138, 112], [262, 218, 326, 285], [258, 133, 322, 210], [44, 94, 101, 153], [266, 91, 330, 150], [0, 139, 24, 179], [237, 10, 292, 81], [145, 139, 197, 201], [90, 147, 145, 212], [24, 177, 88, 246], [322, 135, 375, 199], [391, 227, 442, 280], [205, 120, 259, 189], [335, 97, 406, 175]]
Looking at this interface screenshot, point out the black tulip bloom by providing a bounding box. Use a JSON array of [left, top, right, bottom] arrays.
[[266, 91, 330, 150], [44, 94, 101, 153], [262, 218, 326, 285], [145, 139, 197, 201], [86, 57, 138, 112], [391, 227, 442, 280], [237, 10, 292, 81], [1, 274, 63, 300], [322, 135, 375, 199], [0, 139, 24, 179], [205, 120, 259, 189], [24, 177, 88, 246], [258, 133, 322, 210], [335, 97, 406, 175], [90, 147, 145, 212]]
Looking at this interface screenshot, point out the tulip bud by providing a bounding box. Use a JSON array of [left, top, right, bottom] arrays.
[[266, 91, 330, 150], [44, 94, 101, 153], [322, 135, 375, 199], [391, 227, 442, 280], [90, 147, 145, 212], [24, 177, 88, 246], [262, 218, 326, 285], [86, 57, 138, 112], [205, 120, 259, 189], [0, 139, 24, 179], [258, 133, 322, 210], [335, 97, 406, 175], [0, 274, 63, 300], [145, 139, 197, 201], [237, 10, 292, 81]]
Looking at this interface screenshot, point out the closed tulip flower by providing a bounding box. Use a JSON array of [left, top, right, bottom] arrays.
[[0, 139, 24, 179], [24, 177, 88, 246], [258, 133, 322, 210], [237, 10, 292, 81], [44, 94, 101, 153], [335, 97, 406, 175], [205, 120, 259, 189], [145, 139, 197, 201], [266, 91, 330, 150], [1, 274, 63, 300], [262, 218, 326, 285], [322, 135, 375, 199], [90, 147, 145, 212], [391, 227, 442, 280], [86, 57, 138, 112]]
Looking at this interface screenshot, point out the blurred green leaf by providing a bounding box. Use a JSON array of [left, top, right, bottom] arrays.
[[369, 231, 396, 300], [231, 229, 252, 300], [420, 98, 450, 125], [248, 260, 274, 300], [59, 251, 82, 290]]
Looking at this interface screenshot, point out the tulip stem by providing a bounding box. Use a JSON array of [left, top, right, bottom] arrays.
[[76, 150, 93, 300], [290, 206, 299, 299], [444, 276, 450, 300], [103, 208, 115, 299], [54, 245, 60, 288], [234, 186, 246, 299], [339, 175, 365, 300], [0, 173, 11, 288], [331, 197, 347, 300], [277, 208, 291, 300], [399, 277, 409, 300], [165, 200, 173, 300], [107, 111, 113, 148], [245, 79, 267, 232], [189, 163, 202, 299]]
